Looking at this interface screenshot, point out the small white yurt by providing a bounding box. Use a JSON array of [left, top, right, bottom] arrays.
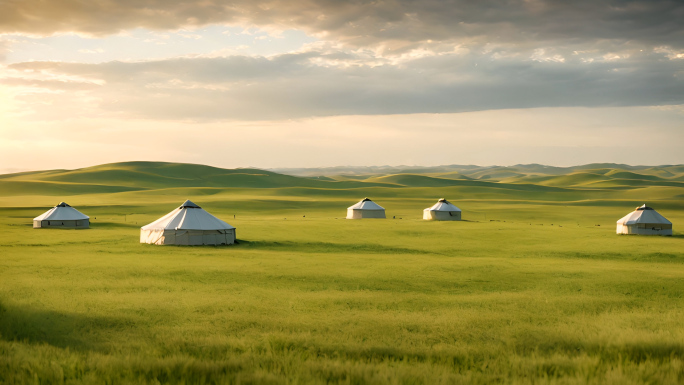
[[346, 198, 386, 219], [423, 198, 462, 221], [33, 202, 90, 228], [141, 200, 236, 245], [616, 204, 672, 236]]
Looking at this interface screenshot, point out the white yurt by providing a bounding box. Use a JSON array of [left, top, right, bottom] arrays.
[[33, 202, 90, 228], [616, 204, 672, 236], [423, 198, 462, 221], [140, 200, 236, 245], [346, 198, 386, 219]]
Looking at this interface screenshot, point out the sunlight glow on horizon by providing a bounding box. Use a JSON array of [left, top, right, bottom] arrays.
[[1, 107, 683, 174]]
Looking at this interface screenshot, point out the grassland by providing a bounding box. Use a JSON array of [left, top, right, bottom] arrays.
[[1, 162, 683, 384]]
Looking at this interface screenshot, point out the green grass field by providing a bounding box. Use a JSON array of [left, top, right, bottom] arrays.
[[1, 162, 683, 384]]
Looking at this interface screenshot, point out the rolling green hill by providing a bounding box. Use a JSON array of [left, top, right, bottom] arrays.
[[603, 170, 661, 180], [364, 174, 462, 187], [0, 180, 143, 196], [0, 161, 396, 195], [2, 162, 684, 208]]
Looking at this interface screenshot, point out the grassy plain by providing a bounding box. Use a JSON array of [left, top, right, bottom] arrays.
[[1, 162, 683, 384]]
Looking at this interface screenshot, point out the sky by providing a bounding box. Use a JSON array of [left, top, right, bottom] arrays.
[[0, 0, 683, 173]]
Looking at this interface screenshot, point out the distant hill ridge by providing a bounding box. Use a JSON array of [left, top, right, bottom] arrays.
[[270, 163, 684, 177], [0, 161, 683, 197]]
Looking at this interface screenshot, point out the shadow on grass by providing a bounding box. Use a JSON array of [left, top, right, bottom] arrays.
[[91, 221, 141, 228], [0, 300, 136, 353], [235, 240, 429, 254], [514, 331, 684, 364], [550, 251, 684, 264]]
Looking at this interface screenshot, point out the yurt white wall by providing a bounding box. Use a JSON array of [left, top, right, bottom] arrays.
[[140, 229, 236, 246], [33, 219, 89, 228], [346, 209, 386, 219], [616, 222, 672, 236], [423, 210, 461, 221]]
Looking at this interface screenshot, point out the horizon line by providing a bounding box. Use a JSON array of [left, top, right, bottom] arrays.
[[2, 160, 684, 177]]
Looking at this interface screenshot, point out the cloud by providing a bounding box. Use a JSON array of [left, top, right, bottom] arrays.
[[78, 48, 104, 54], [4, 47, 683, 121], [1, 0, 682, 54], [0, 77, 100, 91], [0, 39, 10, 62], [2, 0, 680, 122]]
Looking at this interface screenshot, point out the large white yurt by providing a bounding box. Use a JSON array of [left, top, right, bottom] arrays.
[[616, 204, 672, 236], [423, 198, 462, 221], [140, 200, 236, 245], [33, 202, 90, 228], [346, 198, 386, 219]]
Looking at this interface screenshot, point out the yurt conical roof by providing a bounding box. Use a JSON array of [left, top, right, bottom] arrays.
[[33, 202, 89, 221], [425, 198, 461, 212], [617, 204, 671, 225], [141, 200, 235, 231], [348, 198, 385, 210]]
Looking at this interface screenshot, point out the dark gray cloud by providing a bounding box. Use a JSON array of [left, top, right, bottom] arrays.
[[7, 48, 683, 120], [1, 0, 682, 51]]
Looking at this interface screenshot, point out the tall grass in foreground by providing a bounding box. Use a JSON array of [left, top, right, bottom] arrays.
[[1, 198, 683, 384]]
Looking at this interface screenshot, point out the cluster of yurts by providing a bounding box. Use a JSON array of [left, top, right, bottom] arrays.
[[33, 198, 673, 246]]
